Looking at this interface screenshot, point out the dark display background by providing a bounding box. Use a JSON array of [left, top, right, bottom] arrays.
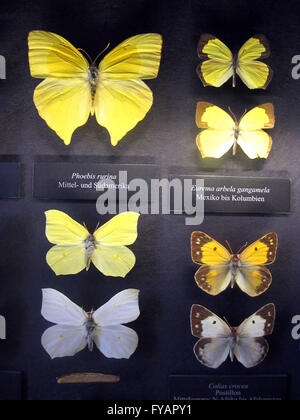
[[0, 0, 300, 400]]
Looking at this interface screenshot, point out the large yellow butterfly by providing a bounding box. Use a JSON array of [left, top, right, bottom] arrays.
[[191, 232, 278, 297], [28, 31, 162, 146], [197, 34, 273, 89], [195, 102, 275, 159], [45, 210, 140, 277]]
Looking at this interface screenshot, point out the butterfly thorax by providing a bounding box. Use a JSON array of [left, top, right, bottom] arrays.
[[88, 65, 99, 100], [85, 234, 96, 268], [230, 254, 241, 288], [85, 312, 96, 352]]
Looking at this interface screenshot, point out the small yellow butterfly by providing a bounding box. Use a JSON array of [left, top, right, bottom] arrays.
[[28, 31, 162, 146], [195, 102, 275, 159], [45, 210, 140, 277], [197, 34, 273, 89], [191, 232, 278, 297]]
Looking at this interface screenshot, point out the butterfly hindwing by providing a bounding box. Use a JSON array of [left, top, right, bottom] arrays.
[[235, 265, 272, 297], [195, 265, 232, 296], [234, 337, 269, 368]]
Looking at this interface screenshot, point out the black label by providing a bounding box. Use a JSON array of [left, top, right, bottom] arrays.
[[0, 162, 21, 199], [169, 174, 291, 214], [33, 161, 157, 201], [169, 375, 288, 401]]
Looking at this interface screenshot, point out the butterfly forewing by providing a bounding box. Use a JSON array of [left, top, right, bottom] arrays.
[[191, 232, 231, 265], [191, 305, 231, 338], [238, 35, 271, 61], [237, 303, 275, 338], [240, 232, 278, 266]]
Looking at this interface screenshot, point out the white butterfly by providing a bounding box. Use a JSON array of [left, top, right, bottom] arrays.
[[41, 288, 140, 359], [190, 303, 275, 369]]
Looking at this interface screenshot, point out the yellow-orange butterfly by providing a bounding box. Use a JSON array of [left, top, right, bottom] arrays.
[[191, 232, 278, 297], [28, 31, 162, 146], [195, 102, 275, 159], [197, 34, 273, 89]]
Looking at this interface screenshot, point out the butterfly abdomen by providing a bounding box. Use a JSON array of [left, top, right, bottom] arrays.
[[88, 65, 99, 105], [85, 313, 96, 352], [230, 255, 241, 288]]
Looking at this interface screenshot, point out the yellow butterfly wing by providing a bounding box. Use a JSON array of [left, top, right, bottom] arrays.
[[45, 210, 89, 244], [237, 35, 273, 89], [197, 34, 233, 87], [94, 34, 163, 146], [195, 102, 235, 158], [191, 232, 232, 295], [28, 31, 92, 145], [92, 212, 140, 277], [237, 103, 274, 159], [45, 210, 89, 275], [235, 233, 278, 297], [46, 244, 87, 276], [239, 232, 278, 266]]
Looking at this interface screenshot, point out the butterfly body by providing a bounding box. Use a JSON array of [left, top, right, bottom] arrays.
[[191, 231, 278, 297], [191, 304, 275, 368], [85, 234, 96, 268], [85, 312, 96, 352], [88, 65, 100, 100]]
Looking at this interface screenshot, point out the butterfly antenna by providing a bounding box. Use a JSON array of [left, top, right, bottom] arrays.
[[223, 316, 231, 329], [92, 43, 111, 66], [77, 48, 93, 64], [94, 222, 100, 232], [237, 242, 248, 255], [226, 240, 234, 255], [228, 106, 238, 125], [238, 108, 248, 124]]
